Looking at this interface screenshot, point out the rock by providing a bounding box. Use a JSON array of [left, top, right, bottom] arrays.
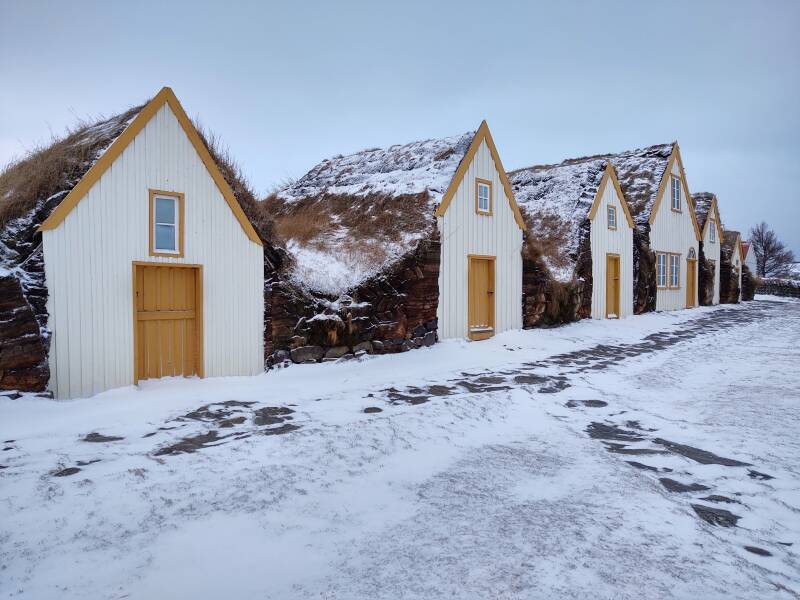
[[272, 350, 290, 363], [352, 341, 373, 354], [744, 546, 772, 557], [324, 346, 350, 359], [53, 467, 81, 477], [413, 325, 427, 338], [363, 406, 383, 413], [372, 340, 384, 353], [659, 478, 710, 493], [82, 432, 124, 443], [691, 504, 740, 527], [354, 350, 368, 359], [288, 335, 307, 349], [422, 331, 436, 347], [290, 346, 324, 363]]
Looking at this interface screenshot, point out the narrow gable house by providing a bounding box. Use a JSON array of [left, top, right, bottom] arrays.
[[691, 192, 724, 305], [1, 87, 268, 398], [508, 159, 635, 320], [268, 121, 524, 357], [721, 230, 744, 303], [608, 143, 702, 312]]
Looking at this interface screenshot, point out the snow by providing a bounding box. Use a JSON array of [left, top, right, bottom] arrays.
[[2, 299, 799, 599], [509, 157, 606, 281], [277, 131, 475, 207], [275, 130, 474, 294]]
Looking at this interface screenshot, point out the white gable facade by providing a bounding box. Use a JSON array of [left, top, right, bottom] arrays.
[[649, 156, 700, 311], [732, 240, 744, 301], [702, 205, 722, 305], [41, 92, 264, 399], [436, 134, 523, 340], [744, 244, 757, 276], [589, 172, 634, 319]]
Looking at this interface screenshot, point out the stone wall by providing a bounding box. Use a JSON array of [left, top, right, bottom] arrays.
[[698, 243, 715, 306], [266, 233, 441, 366], [0, 273, 49, 391], [741, 265, 757, 301], [521, 232, 583, 329], [757, 278, 800, 299], [719, 254, 741, 304], [633, 227, 657, 314]]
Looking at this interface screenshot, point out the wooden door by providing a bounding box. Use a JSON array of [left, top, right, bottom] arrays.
[[686, 259, 697, 308], [133, 263, 203, 383], [605, 254, 620, 318], [468, 256, 495, 340]]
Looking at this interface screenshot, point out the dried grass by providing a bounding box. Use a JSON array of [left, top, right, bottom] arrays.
[[266, 191, 432, 251], [0, 105, 143, 229]]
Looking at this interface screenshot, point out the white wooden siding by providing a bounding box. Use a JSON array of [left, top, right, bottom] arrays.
[[744, 246, 757, 276], [649, 159, 699, 311], [702, 217, 721, 305], [589, 178, 634, 319], [436, 140, 523, 339], [732, 243, 743, 301], [42, 103, 264, 399]]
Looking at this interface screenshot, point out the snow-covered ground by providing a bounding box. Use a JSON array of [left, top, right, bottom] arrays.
[[2, 299, 799, 599]]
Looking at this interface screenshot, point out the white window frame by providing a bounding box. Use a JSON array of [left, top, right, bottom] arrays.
[[656, 253, 667, 288], [671, 176, 681, 211], [475, 179, 492, 215], [149, 189, 184, 257], [669, 253, 680, 288], [607, 205, 617, 230]]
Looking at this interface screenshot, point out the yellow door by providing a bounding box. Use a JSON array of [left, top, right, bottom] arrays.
[[468, 256, 495, 340], [134, 264, 203, 383], [605, 254, 620, 318], [686, 259, 697, 308]]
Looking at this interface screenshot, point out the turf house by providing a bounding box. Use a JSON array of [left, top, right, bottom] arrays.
[[691, 192, 724, 305], [508, 159, 635, 322], [264, 120, 526, 364], [0, 87, 281, 399], [721, 230, 745, 303]]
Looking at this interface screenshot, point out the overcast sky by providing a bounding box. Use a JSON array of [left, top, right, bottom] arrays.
[[1, 0, 798, 254]]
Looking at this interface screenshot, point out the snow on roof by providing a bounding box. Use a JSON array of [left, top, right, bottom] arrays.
[[273, 130, 476, 295], [278, 131, 475, 207], [691, 192, 716, 232], [0, 105, 144, 271], [606, 143, 673, 224], [508, 157, 607, 282], [722, 230, 741, 260]]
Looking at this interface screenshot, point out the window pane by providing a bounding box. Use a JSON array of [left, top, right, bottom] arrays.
[[155, 223, 176, 251], [155, 197, 176, 225]]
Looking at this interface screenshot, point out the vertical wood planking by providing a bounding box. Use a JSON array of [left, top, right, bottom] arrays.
[[42, 103, 264, 397]]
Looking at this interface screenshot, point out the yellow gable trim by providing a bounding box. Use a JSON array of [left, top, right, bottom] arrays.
[[435, 120, 525, 231], [648, 143, 702, 241], [587, 162, 635, 229], [39, 87, 262, 246]]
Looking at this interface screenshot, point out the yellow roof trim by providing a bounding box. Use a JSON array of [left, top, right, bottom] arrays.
[[435, 120, 525, 230], [587, 162, 635, 229], [39, 87, 262, 246], [648, 143, 701, 241]]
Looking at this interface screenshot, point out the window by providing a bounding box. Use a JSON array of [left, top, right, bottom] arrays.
[[149, 190, 184, 257], [669, 253, 680, 288], [607, 205, 617, 230], [671, 176, 681, 211], [475, 178, 492, 215], [709, 219, 716, 242], [657, 253, 667, 288]]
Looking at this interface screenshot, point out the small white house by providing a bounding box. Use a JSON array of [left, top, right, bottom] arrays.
[[608, 142, 702, 311], [743, 241, 758, 276], [39, 88, 265, 398], [273, 121, 525, 343], [508, 160, 635, 320], [723, 230, 744, 302], [692, 192, 724, 304]]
